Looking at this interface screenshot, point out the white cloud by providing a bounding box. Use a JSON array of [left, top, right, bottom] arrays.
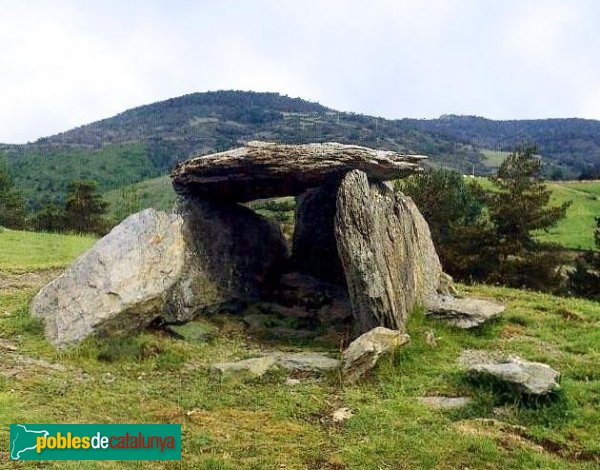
[[0, 0, 598, 143]]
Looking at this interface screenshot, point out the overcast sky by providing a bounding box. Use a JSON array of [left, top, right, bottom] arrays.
[[1, 0, 599, 143]]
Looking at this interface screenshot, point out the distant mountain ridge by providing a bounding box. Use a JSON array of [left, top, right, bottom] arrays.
[[408, 114, 600, 172], [2, 90, 599, 208]]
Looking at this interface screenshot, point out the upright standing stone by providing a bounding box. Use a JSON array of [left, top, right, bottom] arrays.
[[292, 183, 345, 284], [168, 196, 289, 321], [335, 170, 443, 333]]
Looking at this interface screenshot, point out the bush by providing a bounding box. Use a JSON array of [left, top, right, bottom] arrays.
[[0, 157, 27, 229], [567, 217, 600, 300]]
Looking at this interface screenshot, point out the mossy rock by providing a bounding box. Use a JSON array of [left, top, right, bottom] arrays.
[[166, 319, 218, 342]]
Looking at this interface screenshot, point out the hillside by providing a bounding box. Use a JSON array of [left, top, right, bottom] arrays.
[[407, 115, 600, 177], [535, 181, 600, 250], [1, 229, 600, 468], [4, 91, 600, 208]]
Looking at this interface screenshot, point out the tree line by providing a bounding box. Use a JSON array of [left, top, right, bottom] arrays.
[[0, 157, 141, 235]]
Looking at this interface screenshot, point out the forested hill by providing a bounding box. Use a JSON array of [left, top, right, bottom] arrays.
[[404, 114, 600, 175], [2, 90, 599, 208]]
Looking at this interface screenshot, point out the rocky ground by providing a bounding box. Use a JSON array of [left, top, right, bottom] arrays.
[[2, 263, 600, 469]]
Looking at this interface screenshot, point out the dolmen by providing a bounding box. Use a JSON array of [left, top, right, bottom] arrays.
[[31, 141, 500, 347]]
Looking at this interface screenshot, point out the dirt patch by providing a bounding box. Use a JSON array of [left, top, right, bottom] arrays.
[[500, 324, 527, 338], [454, 418, 599, 463], [0, 338, 81, 381], [454, 418, 544, 453], [0, 269, 62, 292], [556, 308, 586, 322], [0, 351, 64, 380]]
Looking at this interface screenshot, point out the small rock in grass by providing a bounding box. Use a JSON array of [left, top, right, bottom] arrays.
[[273, 352, 340, 373], [331, 407, 354, 423], [417, 396, 472, 409], [165, 319, 218, 342], [211, 351, 340, 380], [211, 356, 277, 379], [102, 372, 116, 384], [342, 327, 410, 383], [424, 330, 438, 347], [425, 295, 505, 329], [0, 338, 18, 351], [468, 356, 560, 395]]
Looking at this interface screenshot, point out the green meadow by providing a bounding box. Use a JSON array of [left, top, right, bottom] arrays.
[[0, 229, 95, 273], [536, 181, 600, 251], [471, 178, 600, 251], [1, 229, 599, 469]]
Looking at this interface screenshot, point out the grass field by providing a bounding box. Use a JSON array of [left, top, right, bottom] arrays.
[[536, 181, 600, 250], [1, 231, 600, 468], [480, 149, 512, 170], [0, 229, 95, 273], [471, 179, 600, 251]]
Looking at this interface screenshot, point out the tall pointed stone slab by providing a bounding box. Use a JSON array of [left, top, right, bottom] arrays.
[[334, 170, 443, 333]]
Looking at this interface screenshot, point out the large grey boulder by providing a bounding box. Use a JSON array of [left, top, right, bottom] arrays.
[[30, 209, 186, 347], [171, 141, 425, 202], [468, 356, 560, 395], [335, 170, 444, 333], [425, 295, 505, 329], [342, 327, 410, 383], [31, 204, 288, 348]]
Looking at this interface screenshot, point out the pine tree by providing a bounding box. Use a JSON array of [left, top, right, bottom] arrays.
[[31, 202, 66, 232], [487, 146, 571, 256], [64, 180, 109, 235], [398, 168, 486, 278], [0, 157, 27, 229], [485, 146, 571, 290]]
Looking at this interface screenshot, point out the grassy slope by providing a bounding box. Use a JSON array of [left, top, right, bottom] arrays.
[[11, 143, 158, 209], [0, 229, 95, 272], [1, 231, 600, 469], [103, 175, 177, 218], [536, 182, 600, 250], [480, 149, 512, 170], [472, 179, 600, 251]]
